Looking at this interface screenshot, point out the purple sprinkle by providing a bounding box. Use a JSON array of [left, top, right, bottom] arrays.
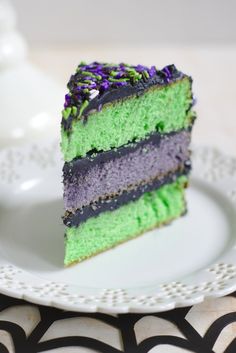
[[162, 66, 172, 82], [78, 66, 86, 71], [83, 76, 96, 81], [98, 71, 108, 78], [113, 81, 128, 87], [76, 85, 87, 91], [98, 104, 102, 112], [119, 63, 126, 70], [64, 93, 71, 107], [115, 72, 124, 79], [149, 66, 156, 77], [91, 83, 97, 88], [85, 63, 101, 70], [135, 64, 147, 72], [87, 68, 101, 74], [65, 93, 71, 102], [100, 80, 110, 91], [163, 66, 171, 77]]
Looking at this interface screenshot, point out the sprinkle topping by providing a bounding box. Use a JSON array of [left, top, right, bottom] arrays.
[[62, 62, 182, 125]]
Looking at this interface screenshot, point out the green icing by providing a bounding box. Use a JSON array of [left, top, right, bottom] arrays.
[[61, 77, 193, 161], [64, 176, 187, 266]]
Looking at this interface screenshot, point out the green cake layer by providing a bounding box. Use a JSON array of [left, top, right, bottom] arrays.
[[62, 77, 193, 161], [64, 176, 187, 266]]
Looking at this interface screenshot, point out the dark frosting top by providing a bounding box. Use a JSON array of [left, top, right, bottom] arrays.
[[62, 62, 186, 130]]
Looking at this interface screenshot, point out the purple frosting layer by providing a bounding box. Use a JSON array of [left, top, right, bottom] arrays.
[[63, 130, 191, 212]]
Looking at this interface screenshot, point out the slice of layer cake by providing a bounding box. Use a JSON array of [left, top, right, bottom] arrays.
[[61, 62, 195, 266]]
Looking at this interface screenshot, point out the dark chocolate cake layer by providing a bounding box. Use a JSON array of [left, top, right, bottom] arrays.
[[63, 129, 191, 212], [63, 163, 190, 228]]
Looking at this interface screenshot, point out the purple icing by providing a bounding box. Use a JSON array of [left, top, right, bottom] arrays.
[[63, 130, 191, 212]]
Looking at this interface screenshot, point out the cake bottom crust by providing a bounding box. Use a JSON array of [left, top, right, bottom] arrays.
[[64, 165, 190, 227]]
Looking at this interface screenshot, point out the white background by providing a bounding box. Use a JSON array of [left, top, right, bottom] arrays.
[[11, 0, 236, 46]]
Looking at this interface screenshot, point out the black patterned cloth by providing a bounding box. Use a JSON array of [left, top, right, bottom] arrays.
[[0, 293, 236, 353]]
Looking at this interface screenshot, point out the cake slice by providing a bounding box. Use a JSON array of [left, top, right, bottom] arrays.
[[61, 62, 195, 266]]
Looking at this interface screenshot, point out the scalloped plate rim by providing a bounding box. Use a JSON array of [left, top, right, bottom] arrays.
[[0, 140, 236, 313]]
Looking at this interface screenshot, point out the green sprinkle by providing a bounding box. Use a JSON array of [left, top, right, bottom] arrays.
[[110, 71, 119, 77], [108, 78, 129, 82], [79, 100, 89, 118], [104, 63, 117, 67], [79, 61, 87, 66], [95, 74, 102, 80], [62, 107, 72, 120], [84, 80, 93, 84], [72, 106, 77, 116], [124, 68, 142, 81], [81, 71, 97, 78], [131, 73, 142, 82], [143, 70, 149, 79], [83, 88, 89, 93], [126, 67, 137, 73]]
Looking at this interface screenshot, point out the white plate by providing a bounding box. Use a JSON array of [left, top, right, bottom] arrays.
[[0, 141, 236, 313]]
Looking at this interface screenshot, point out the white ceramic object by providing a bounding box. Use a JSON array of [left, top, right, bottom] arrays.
[[0, 141, 236, 313], [0, 0, 64, 148]]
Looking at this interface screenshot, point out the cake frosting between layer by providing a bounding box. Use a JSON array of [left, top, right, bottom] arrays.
[[63, 129, 191, 211], [64, 166, 190, 227], [64, 176, 187, 266]]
